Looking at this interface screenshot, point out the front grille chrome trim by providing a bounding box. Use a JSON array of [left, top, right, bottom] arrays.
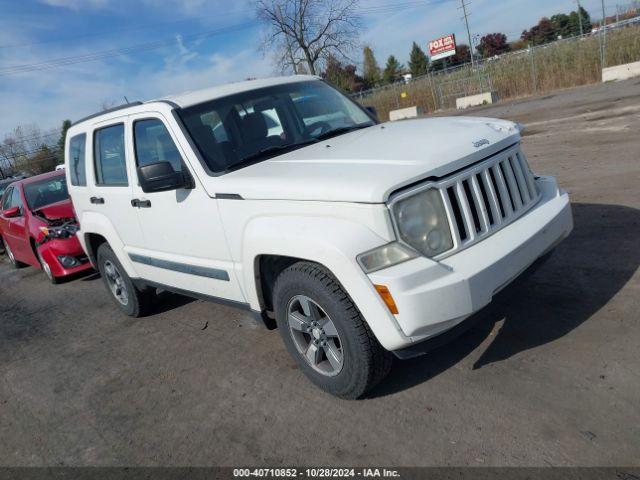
[[388, 144, 541, 261]]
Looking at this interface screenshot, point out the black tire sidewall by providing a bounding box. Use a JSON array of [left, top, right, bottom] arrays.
[[96, 244, 139, 316]]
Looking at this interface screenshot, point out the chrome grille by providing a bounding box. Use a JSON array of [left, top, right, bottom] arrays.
[[438, 145, 540, 257]]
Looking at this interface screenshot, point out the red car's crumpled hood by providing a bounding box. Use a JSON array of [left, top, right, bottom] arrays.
[[34, 199, 76, 221]]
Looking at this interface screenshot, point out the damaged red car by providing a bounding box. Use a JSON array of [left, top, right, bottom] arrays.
[[0, 170, 92, 283]]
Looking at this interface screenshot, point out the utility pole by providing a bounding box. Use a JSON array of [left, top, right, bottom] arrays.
[[460, 0, 476, 71], [460, 0, 484, 92], [576, 0, 584, 36], [601, 0, 607, 67]]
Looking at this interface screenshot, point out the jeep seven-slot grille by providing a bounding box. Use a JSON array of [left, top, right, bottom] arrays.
[[438, 145, 540, 255]]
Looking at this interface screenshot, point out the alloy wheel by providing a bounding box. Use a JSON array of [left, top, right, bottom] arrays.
[[103, 260, 129, 306], [37, 250, 53, 281], [287, 295, 344, 377], [5, 241, 16, 265]]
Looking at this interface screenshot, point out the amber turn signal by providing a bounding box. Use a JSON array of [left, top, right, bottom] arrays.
[[374, 284, 399, 315]]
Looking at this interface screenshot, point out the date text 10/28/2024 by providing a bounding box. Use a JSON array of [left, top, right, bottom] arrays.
[[233, 468, 401, 478]]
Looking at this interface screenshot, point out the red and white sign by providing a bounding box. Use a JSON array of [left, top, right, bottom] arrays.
[[429, 34, 456, 61]]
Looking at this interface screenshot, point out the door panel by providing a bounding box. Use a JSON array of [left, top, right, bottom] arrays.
[[88, 120, 144, 257], [2, 186, 29, 262], [126, 113, 244, 302]]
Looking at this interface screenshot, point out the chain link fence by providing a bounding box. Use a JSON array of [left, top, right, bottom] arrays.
[[353, 21, 640, 120]]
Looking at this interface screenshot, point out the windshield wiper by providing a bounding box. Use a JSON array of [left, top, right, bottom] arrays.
[[233, 139, 319, 169], [314, 124, 373, 141]]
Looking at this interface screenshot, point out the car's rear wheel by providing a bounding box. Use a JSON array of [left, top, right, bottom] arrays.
[[36, 248, 60, 284], [96, 243, 154, 317], [2, 237, 26, 268], [273, 261, 392, 399]]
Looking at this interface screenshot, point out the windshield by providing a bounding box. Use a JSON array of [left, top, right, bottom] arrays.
[[23, 175, 69, 211], [177, 80, 375, 174]]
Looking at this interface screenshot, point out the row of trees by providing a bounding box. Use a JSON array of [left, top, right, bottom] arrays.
[[522, 7, 592, 45], [0, 120, 70, 178], [325, 41, 472, 92], [256, 0, 596, 94]]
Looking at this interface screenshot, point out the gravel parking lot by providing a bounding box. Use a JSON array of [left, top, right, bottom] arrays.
[[1, 79, 639, 467]]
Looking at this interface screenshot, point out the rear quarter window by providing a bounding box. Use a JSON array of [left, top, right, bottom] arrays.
[[68, 133, 87, 186]]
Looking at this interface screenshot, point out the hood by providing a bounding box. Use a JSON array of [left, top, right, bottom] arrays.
[[34, 199, 76, 221], [202, 116, 521, 203]]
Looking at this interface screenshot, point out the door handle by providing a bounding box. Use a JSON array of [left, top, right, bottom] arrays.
[[131, 199, 152, 208], [90, 197, 105, 204]]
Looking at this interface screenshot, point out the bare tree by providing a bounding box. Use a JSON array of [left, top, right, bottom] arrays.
[[256, 0, 361, 75], [0, 124, 58, 176]]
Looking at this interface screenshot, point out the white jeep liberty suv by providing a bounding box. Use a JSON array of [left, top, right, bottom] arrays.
[[66, 75, 573, 399]]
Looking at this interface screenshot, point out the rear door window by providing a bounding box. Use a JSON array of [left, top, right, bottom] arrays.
[[69, 133, 87, 186], [94, 124, 128, 186]]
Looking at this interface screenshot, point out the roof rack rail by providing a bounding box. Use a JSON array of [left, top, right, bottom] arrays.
[[72, 101, 143, 126]]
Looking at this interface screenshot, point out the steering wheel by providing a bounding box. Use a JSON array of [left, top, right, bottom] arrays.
[[305, 121, 332, 137]]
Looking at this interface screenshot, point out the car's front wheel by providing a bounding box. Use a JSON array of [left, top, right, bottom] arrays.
[[96, 243, 154, 317], [36, 247, 61, 284], [273, 261, 392, 399]]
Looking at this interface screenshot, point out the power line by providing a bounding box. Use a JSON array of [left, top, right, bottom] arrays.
[[0, 0, 455, 77], [0, 21, 257, 76]]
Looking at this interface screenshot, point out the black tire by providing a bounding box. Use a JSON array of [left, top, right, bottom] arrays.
[[273, 261, 393, 399], [1, 237, 26, 268], [96, 243, 154, 317]]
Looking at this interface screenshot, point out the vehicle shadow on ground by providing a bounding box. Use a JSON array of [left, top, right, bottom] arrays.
[[367, 202, 640, 398], [149, 291, 196, 315]]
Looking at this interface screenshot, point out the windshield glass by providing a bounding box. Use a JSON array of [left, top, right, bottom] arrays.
[[177, 80, 375, 174], [24, 175, 69, 211]]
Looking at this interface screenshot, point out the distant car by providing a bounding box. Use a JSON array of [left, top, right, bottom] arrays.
[[0, 171, 92, 283], [55, 164, 65, 171]]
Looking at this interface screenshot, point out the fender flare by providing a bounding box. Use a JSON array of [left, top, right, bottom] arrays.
[[79, 211, 138, 277], [241, 215, 409, 350]]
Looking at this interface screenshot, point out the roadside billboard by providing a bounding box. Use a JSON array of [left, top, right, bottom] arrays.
[[429, 34, 456, 61]]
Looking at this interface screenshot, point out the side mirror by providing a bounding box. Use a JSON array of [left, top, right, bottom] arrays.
[[137, 162, 185, 194], [365, 106, 378, 120], [2, 206, 20, 218]]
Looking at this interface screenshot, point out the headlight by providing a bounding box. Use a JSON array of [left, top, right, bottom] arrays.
[[357, 242, 418, 273], [39, 224, 79, 239], [391, 188, 453, 258]]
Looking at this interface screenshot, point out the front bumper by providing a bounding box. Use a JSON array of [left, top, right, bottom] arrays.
[[368, 176, 573, 350], [38, 236, 93, 278]]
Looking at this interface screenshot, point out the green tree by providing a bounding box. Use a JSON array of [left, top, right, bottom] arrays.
[[382, 55, 403, 84], [56, 119, 71, 164], [362, 45, 381, 88], [550, 13, 572, 38], [408, 42, 429, 77], [568, 6, 592, 36]]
